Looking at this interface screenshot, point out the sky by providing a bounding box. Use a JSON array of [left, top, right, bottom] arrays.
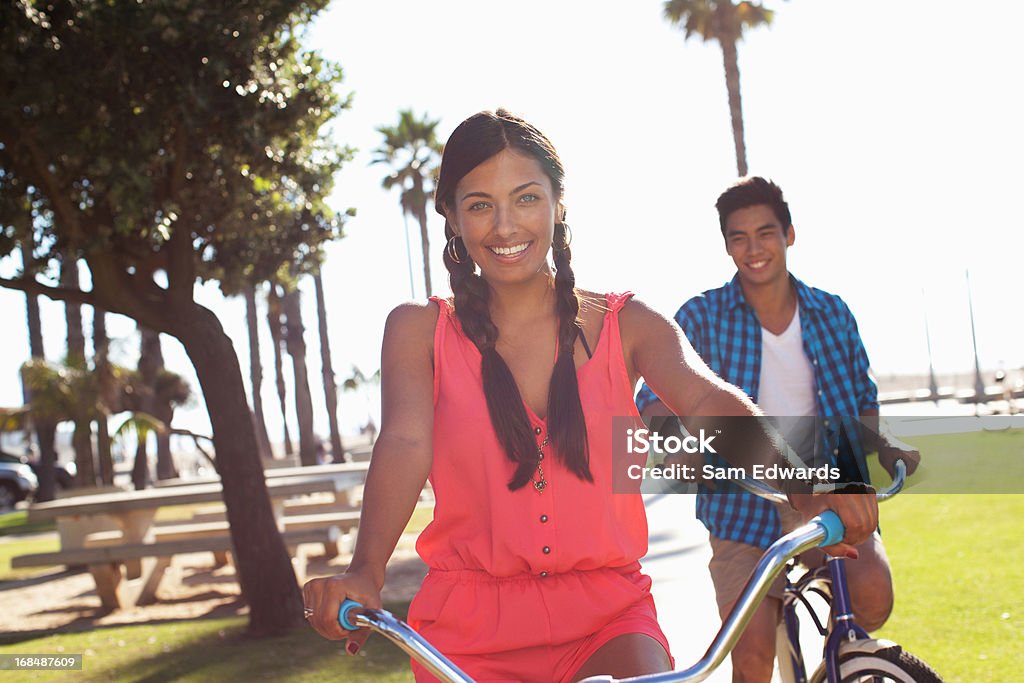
[[1, 0, 1022, 443]]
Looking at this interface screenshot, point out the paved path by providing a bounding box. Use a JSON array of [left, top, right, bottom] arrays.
[[642, 492, 732, 681], [642, 493, 826, 682]]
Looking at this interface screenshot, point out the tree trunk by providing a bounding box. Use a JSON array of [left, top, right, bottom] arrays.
[[137, 326, 179, 482], [267, 285, 294, 457], [93, 308, 115, 486], [132, 434, 150, 490], [712, 1, 747, 177], [245, 282, 274, 460], [156, 433, 175, 479], [62, 260, 86, 366], [125, 332, 179, 483], [96, 417, 114, 485], [62, 259, 97, 487], [282, 287, 317, 467], [314, 272, 344, 462], [413, 183, 433, 296], [177, 303, 304, 635], [21, 241, 58, 501], [133, 325, 159, 489], [720, 36, 748, 177]]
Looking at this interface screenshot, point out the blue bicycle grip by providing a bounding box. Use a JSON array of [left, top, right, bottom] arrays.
[[813, 511, 845, 547], [339, 598, 361, 631]]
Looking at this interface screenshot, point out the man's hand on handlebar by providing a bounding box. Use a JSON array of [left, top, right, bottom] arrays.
[[787, 489, 878, 560], [879, 442, 920, 479]]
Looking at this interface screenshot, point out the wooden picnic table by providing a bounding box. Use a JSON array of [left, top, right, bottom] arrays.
[[152, 461, 370, 488], [15, 471, 367, 610], [28, 471, 366, 548]]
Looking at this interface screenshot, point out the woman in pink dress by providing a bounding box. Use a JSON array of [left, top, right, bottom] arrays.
[[303, 109, 877, 682]]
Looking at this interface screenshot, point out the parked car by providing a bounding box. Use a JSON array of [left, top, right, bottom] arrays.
[[0, 457, 38, 510], [0, 451, 77, 505]]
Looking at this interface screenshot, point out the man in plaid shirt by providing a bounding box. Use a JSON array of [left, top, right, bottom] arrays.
[[635, 177, 919, 683]]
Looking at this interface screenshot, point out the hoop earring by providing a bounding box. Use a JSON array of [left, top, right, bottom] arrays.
[[555, 222, 573, 250], [446, 235, 465, 264]]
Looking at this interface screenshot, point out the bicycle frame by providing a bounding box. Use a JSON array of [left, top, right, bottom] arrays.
[[763, 462, 908, 683]]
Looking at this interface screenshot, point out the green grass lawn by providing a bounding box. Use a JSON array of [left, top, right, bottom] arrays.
[[874, 493, 1023, 683], [0, 511, 55, 537], [0, 535, 61, 581], [888, 428, 1024, 494], [406, 505, 433, 535], [0, 605, 415, 682], [863, 429, 1024, 681]]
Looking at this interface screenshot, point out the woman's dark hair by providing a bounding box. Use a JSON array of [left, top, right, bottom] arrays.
[[435, 109, 592, 490], [715, 176, 793, 239]]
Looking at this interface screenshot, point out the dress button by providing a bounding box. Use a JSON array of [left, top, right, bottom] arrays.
[[833, 448, 840, 455], [540, 571, 549, 577], [542, 546, 551, 554], [534, 427, 542, 435], [540, 515, 549, 523]]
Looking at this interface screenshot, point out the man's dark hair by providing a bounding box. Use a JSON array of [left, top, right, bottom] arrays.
[[715, 176, 792, 238]]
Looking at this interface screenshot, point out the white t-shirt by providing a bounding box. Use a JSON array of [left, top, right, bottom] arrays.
[[757, 303, 817, 462]]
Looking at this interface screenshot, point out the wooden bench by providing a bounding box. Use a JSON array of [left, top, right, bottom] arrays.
[[85, 522, 236, 568], [11, 526, 341, 610], [161, 493, 354, 527], [283, 511, 360, 536], [89, 510, 360, 562]]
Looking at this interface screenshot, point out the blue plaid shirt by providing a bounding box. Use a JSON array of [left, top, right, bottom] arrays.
[[636, 274, 879, 549]]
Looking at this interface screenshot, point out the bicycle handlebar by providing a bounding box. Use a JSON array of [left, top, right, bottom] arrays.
[[731, 458, 908, 504], [338, 598, 475, 682]]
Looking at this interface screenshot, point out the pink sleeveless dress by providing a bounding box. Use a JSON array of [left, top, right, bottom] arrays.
[[407, 292, 672, 683]]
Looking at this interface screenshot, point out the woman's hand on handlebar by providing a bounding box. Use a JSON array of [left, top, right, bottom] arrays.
[[302, 569, 382, 655], [788, 489, 878, 559]]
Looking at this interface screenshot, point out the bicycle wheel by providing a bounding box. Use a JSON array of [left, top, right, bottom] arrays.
[[809, 639, 943, 682]]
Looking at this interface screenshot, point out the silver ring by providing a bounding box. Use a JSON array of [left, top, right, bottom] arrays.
[[303, 607, 314, 619]]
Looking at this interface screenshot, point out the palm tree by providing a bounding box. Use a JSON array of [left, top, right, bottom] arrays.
[[313, 270, 344, 462], [132, 326, 181, 488], [266, 284, 294, 457], [373, 110, 443, 297], [61, 259, 97, 487], [131, 326, 159, 489], [663, 0, 777, 176], [244, 281, 274, 460], [282, 285, 317, 467], [92, 307, 116, 485], [19, 239, 59, 502]]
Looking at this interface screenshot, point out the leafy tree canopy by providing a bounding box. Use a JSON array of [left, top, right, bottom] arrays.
[[0, 0, 353, 310]]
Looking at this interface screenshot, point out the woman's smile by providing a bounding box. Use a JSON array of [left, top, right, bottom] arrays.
[[487, 240, 534, 262]]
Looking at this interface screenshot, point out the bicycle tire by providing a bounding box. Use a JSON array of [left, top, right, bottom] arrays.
[[809, 640, 944, 683]]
